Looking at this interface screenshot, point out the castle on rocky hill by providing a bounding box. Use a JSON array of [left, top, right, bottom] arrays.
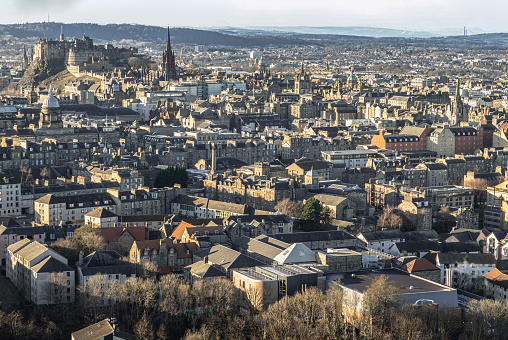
[[32, 33, 138, 75]]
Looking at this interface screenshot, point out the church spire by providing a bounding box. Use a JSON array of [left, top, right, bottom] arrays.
[[166, 26, 171, 53], [162, 27, 177, 81]]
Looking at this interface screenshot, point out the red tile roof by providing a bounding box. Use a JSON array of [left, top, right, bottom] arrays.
[[100, 228, 124, 242], [402, 258, 439, 273], [484, 268, 508, 289], [171, 221, 196, 240], [100, 226, 147, 242]]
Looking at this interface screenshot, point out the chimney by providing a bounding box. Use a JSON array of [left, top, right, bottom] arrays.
[[78, 251, 83, 266], [204, 256, 208, 264], [145, 226, 150, 240]]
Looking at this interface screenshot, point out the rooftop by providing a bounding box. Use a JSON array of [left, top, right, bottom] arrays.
[[336, 269, 453, 294]]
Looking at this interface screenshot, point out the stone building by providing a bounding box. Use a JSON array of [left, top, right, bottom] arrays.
[[129, 239, 197, 272], [397, 197, 432, 230]]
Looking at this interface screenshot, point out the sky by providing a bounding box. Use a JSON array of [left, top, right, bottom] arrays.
[[0, 0, 507, 33]]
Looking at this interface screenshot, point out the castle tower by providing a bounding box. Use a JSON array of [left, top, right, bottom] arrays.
[[161, 27, 177, 81], [39, 89, 63, 129]]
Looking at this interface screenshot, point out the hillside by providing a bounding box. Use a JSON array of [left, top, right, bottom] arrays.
[[0, 23, 312, 47], [2, 23, 508, 48]]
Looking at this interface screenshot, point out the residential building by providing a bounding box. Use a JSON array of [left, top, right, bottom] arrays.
[[129, 239, 197, 272], [34, 193, 117, 225], [76, 250, 135, 305], [6, 239, 75, 305]]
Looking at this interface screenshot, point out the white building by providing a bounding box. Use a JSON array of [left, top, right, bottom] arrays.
[[250, 51, 263, 59], [357, 230, 405, 254], [6, 239, 75, 305], [322, 150, 381, 168], [77, 250, 135, 306], [34, 193, 117, 225], [425, 252, 496, 286]]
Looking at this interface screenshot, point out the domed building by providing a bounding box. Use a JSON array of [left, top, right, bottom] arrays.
[[346, 68, 359, 90], [39, 89, 63, 129], [257, 57, 270, 79]]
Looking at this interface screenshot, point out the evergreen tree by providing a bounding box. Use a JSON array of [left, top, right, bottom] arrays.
[[300, 198, 323, 222], [154, 165, 188, 188]]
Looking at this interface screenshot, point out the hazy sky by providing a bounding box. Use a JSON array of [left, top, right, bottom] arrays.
[[0, 0, 507, 33]]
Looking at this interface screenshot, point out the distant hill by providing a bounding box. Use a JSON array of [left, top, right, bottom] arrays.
[[0, 23, 314, 47], [1, 22, 507, 49]]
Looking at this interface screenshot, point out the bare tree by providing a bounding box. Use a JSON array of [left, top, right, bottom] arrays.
[[244, 285, 266, 314], [362, 274, 404, 334], [43, 272, 69, 304], [40, 166, 51, 179], [79, 274, 108, 323], [274, 198, 302, 217], [377, 205, 403, 230], [467, 299, 508, 340], [133, 312, 154, 340]]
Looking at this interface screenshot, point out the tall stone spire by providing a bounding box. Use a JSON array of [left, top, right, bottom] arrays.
[[454, 79, 463, 117], [162, 27, 177, 81], [22, 46, 29, 70]]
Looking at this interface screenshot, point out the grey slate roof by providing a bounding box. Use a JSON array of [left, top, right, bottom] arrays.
[[193, 245, 264, 271], [31, 256, 72, 273], [79, 250, 135, 277], [232, 236, 286, 260], [267, 230, 357, 243], [359, 230, 404, 241], [185, 262, 226, 278], [85, 207, 117, 219]]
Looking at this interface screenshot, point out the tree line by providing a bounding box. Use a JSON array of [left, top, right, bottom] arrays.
[[1, 272, 505, 340], [154, 165, 188, 189]]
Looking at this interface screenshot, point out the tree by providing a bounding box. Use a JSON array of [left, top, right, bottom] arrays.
[[435, 205, 456, 233], [467, 299, 508, 340], [40, 166, 51, 179], [43, 272, 68, 304], [274, 198, 302, 217], [362, 275, 404, 334], [300, 198, 323, 223], [463, 177, 496, 205], [133, 312, 154, 340], [377, 205, 403, 230], [154, 165, 188, 188]]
